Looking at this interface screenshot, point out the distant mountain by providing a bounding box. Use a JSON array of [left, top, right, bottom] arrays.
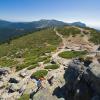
[[0, 19, 86, 29], [0, 19, 86, 43], [70, 22, 86, 27]]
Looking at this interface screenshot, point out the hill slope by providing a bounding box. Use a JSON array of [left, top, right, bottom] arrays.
[[0, 26, 99, 69], [0, 28, 61, 70], [0, 25, 100, 100]]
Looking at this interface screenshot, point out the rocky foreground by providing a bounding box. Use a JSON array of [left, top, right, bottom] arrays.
[[33, 55, 100, 100]]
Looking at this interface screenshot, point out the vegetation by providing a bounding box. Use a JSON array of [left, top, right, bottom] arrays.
[[27, 64, 38, 70], [0, 57, 17, 67], [44, 58, 51, 64], [15, 56, 52, 71], [89, 30, 100, 44], [31, 70, 48, 79], [16, 63, 29, 71], [0, 26, 99, 70], [57, 26, 100, 45], [57, 26, 81, 37], [0, 28, 61, 57], [18, 94, 30, 100], [0, 28, 61, 69], [45, 64, 59, 69], [58, 51, 87, 59]]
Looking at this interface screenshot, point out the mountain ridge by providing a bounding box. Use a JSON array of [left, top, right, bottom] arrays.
[[0, 19, 86, 28], [0, 19, 86, 43]]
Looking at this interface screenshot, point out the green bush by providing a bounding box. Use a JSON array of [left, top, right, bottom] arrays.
[[16, 63, 29, 71], [58, 51, 87, 59], [18, 94, 30, 100], [27, 64, 38, 70], [45, 64, 59, 69], [31, 70, 48, 79], [44, 58, 51, 64]]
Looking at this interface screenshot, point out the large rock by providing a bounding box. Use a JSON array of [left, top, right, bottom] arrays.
[[8, 83, 20, 92], [88, 64, 100, 95], [0, 67, 10, 75], [33, 88, 58, 100], [64, 58, 100, 100]]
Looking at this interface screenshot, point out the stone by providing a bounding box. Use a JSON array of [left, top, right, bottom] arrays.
[[19, 70, 29, 78], [63, 58, 100, 100], [0, 67, 10, 76], [9, 77, 20, 83], [33, 88, 58, 100], [8, 83, 20, 92]]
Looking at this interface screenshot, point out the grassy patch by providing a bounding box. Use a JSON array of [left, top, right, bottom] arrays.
[[0, 28, 61, 58], [16, 56, 51, 71], [0, 28, 61, 70], [27, 64, 38, 70], [44, 64, 59, 69], [43, 58, 51, 64], [31, 70, 48, 79], [89, 30, 100, 45], [0, 57, 17, 67], [16, 63, 29, 71], [57, 26, 81, 37], [18, 94, 30, 100], [58, 51, 87, 59]]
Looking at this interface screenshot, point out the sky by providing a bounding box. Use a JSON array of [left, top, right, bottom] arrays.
[[0, 0, 100, 28]]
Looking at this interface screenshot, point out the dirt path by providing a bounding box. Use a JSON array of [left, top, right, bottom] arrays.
[[52, 28, 66, 60], [54, 28, 66, 49]]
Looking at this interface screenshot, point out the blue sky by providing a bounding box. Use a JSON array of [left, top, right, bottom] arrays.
[[0, 0, 100, 28]]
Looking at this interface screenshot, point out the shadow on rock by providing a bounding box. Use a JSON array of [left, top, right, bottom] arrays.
[[52, 86, 66, 99], [53, 58, 100, 100]]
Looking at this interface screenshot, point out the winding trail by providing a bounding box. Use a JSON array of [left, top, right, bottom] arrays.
[[51, 28, 68, 64], [54, 28, 66, 49]]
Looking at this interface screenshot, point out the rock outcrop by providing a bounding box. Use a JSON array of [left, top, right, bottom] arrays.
[[64, 58, 100, 100]]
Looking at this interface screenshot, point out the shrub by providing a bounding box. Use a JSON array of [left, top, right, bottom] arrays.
[[44, 64, 59, 69], [0, 57, 17, 67], [16, 63, 29, 71], [18, 94, 30, 100], [89, 30, 100, 44], [27, 64, 38, 70], [31, 70, 48, 79], [43, 58, 51, 64], [58, 51, 87, 59]]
